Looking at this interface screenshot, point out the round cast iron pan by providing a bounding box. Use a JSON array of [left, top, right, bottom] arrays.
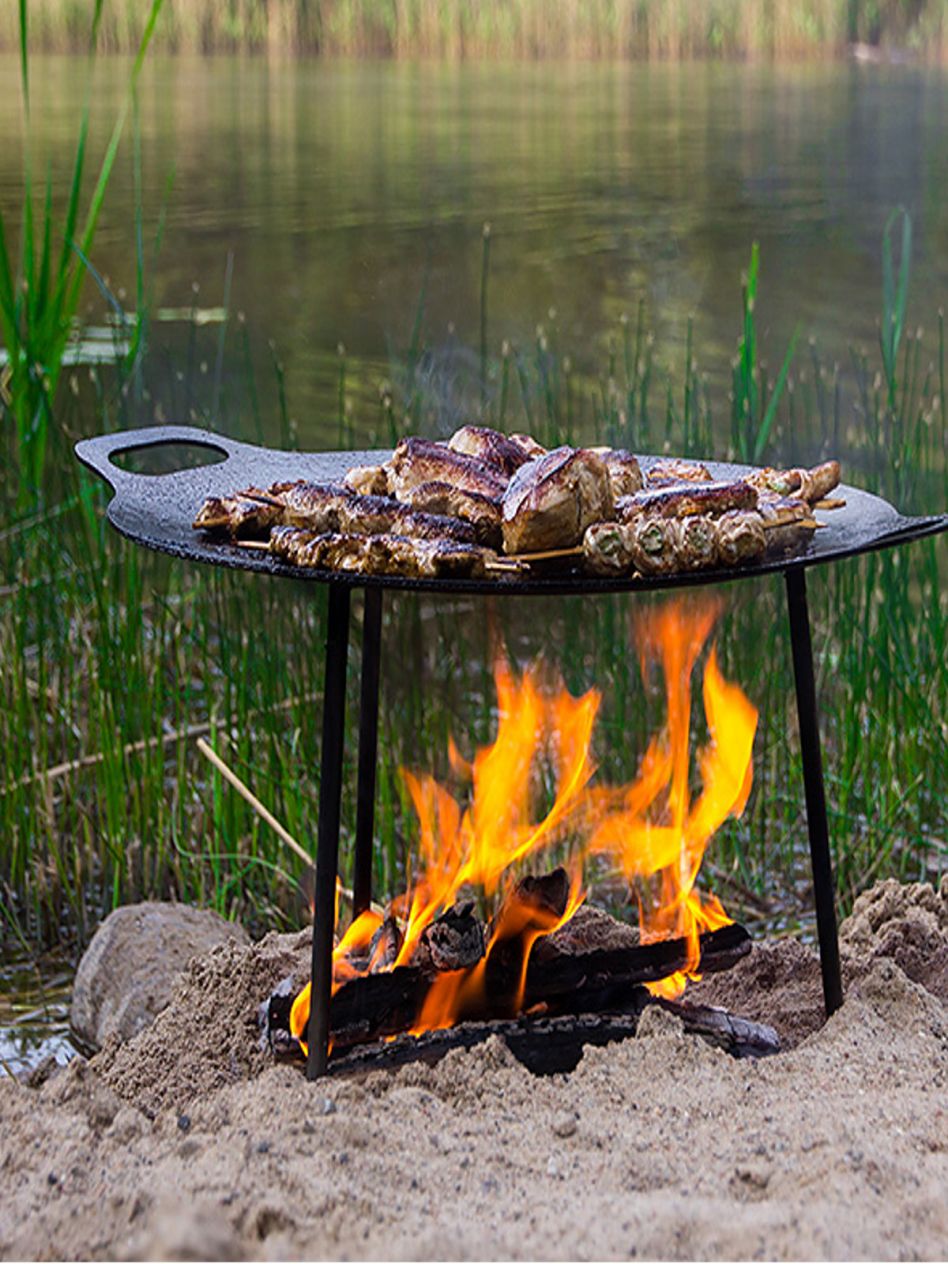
[[75, 425, 948, 596]]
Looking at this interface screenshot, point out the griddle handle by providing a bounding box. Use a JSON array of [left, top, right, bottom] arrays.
[[74, 425, 240, 494]]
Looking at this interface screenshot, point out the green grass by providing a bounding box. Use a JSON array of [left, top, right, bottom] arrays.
[[0, 216, 945, 954]]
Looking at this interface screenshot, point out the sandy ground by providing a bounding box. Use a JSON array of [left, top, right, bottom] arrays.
[[1, 878, 946, 1261]]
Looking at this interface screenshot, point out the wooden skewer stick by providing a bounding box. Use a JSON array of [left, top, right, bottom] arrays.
[[506, 545, 585, 562], [196, 737, 383, 915], [231, 539, 270, 550]]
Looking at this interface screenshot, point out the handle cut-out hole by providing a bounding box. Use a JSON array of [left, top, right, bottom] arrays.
[[111, 442, 228, 477]]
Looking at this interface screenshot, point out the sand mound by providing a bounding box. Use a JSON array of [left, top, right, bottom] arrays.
[[840, 875, 948, 1000], [2, 948, 945, 1260], [94, 927, 311, 1118]]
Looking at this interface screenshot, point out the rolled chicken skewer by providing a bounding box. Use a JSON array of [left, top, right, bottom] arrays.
[[646, 458, 712, 486]]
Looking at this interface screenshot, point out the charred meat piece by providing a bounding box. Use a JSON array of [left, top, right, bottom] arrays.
[[502, 446, 614, 554], [447, 425, 533, 477], [617, 480, 757, 522], [715, 510, 767, 567], [590, 447, 644, 498], [336, 495, 476, 544], [647, 458, 712, 486], [266, 480, 352, 530], [743, 460, 839, 504], [401, 480, 503, 548], [509, 432, 548, 460], [756, 495, 817, 555], [343, 464, 392, 497], [390, 438, 508, 502], [269, 527, 488, 578], [193, 490, 284, 537]]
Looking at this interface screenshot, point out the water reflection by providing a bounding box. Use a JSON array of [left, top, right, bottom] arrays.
[[2, 56, 946, 449]]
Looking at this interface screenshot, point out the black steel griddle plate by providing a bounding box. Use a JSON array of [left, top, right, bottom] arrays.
[[75, 425, 947, 596]]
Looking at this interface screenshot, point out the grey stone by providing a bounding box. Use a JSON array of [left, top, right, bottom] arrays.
[[70, 902, 248, 1052]]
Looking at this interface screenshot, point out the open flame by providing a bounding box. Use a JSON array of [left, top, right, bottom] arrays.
[[290, 596, 757, 1052]]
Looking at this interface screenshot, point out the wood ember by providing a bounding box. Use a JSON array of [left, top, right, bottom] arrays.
[[325, 1000, 779, 1078], [419, 901, 484, 972], [367, 916, 402, 971]]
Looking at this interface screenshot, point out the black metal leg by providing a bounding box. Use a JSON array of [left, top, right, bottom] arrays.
[[353, 586, 383, 917], [306, 583, 351, 1079], [784, 567, 844, 1018]]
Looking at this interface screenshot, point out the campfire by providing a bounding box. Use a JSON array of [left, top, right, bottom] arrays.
[[276, 596, 770, 1071]]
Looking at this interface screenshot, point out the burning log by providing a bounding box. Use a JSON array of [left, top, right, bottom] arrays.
[[267, 915, 751, 1054], [322, 999, 779, 1078]]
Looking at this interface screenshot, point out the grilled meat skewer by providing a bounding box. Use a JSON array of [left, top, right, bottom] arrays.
[[400, 480, 503, 547], [343, 464, 392, 497], [195, 480, 476, 544], [617, 480, 758, 522], [584, 509, 773, 577], [502, 446, 614, 554], [646, 458, 712, 486], [269, 526, 489, 578], [743, 459, 840, 504]]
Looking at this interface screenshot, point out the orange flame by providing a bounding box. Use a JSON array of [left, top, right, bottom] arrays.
[[290, 596, 757, 1050]]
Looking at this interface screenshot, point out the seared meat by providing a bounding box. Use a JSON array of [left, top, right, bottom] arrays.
[[266, 480, 352, 530], [715, 510, 767, 567], [590, 448, 643, 498], [401, 480, 503, 548], [756, 495, 817, 555], [647, 458, 712, 486], [343, 464, 392, 496], [509, 433, 548, 460], [389, 438, 508, 502], [335, 494, 476, 543], [743, 460, 840, 504], [583, 510, 765, 577], [192, 490, 284, 537], [269, 527, 488, 578], [502, 446, 614, 554], [616, 480, 757, 522], [447, 425, 533, 477]]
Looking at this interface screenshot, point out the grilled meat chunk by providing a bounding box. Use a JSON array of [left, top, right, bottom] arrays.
[[336, 495, 476, 543], [715, 510, 767, 567], [646, 458, 712, 486], [590, 447, 644, 498], [743, 460, 840, 504], [502, 446, 614, 554], [266, 480, 352, 530], [390, 437, 508, 502], [509, 433, 548, 460], [269, 527, 488, 578], [401, 480, 502, 547], [343, 464, 392, 497], [447, 425, 533, 477], [192, 490, 284, 537], [756, 495, 817, 555], [617, 480, 757, 522]]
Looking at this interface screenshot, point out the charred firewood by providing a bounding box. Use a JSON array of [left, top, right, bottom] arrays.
[[324, 999, 778, 1078], [418, 900, 485, 973]]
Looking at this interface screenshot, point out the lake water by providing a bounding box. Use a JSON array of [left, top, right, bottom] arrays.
[[3, 55, 948, 448]]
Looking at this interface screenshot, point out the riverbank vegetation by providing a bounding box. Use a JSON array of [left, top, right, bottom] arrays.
[[1, 5, 945, 958], [3, 0, 947, 60]]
